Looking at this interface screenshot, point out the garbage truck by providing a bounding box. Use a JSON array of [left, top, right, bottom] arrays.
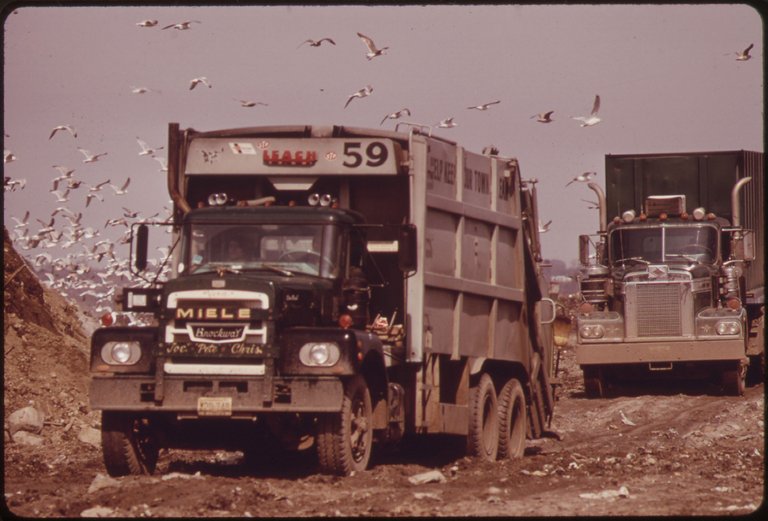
[[574, 150, 764, 397], [89, 123, 557, 476]]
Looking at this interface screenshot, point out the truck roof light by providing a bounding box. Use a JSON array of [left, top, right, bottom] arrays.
[[692, 207, 706, 221], [308, 193, 320, 206], [706, 212, 716, 220], [680, 211, 689, 220], [725, 297, 741, 310], [101, 312, 114, 327], [638, 212, 647, 222], [622, 210, 636, 223], [338, 314, 353, 329], [613, 216, 621, 225], [659, 212, 668, 221]]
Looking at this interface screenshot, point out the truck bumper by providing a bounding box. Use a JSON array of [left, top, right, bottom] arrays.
[[90, 375, 343, 413], [575, 339, 747, 366]]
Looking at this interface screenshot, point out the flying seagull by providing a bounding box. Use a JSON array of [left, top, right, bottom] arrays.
[[356, 32, 388, 60], [235, 99, 269, 108], [380, 108, 412, 126], [298, 38, 335, 48], [538, 220, 552, 233], [467, 100, 501, 111], [162, 20, 201, 30], [49, 125, 77, 140], [565, 171, 597, 187], [189, 77, 212, 90], [531, 110, 555, 123], [437, 117, 457, 128], [572, 95, 602, 127], [344, 84, 373, 108], [86, 192, 104, 208], [110, 178, 131, 195], [131, 86, 158, 94], [51, 189, 70, 202], [78, 148, 108, 163], [136, 19, 158, 27], [735, 43, 754, 61], [136, 137, 164, 156], [4, 150, 16, 163]]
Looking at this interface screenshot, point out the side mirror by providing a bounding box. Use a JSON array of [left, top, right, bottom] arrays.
[[398, 224, 417, 272], [135, 224, 149, 272], [537, 298, 556, 325], [732, 229, 756, 262]]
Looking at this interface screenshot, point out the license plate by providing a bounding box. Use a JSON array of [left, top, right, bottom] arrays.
[[197, 396, 232, 417]]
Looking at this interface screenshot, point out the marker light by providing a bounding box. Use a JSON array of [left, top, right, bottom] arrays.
[[308, 193, 320, 206], [692, 207, 706, 221], [725, 297, 742, 310], [338, 314, 353, 329], [622, 210, 636, 223], [207, 193, 228, 206], [101, 312, 114, 327]]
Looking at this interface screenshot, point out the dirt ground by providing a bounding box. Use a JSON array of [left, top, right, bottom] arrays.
[[3, 231, 765, 518]]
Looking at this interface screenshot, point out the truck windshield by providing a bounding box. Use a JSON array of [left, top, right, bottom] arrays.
[[181, 222, 342, 278], [609, 224, 718, 265]]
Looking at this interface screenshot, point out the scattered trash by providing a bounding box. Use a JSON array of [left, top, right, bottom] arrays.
[[87, 473, 121, 494], [161, 471, 204, 481], [579, 485, 630, 500], [413, 492, 442, 501], [80, 505, 115, 518], [408, 470, 447, 485], [619, 410, 636, 426]]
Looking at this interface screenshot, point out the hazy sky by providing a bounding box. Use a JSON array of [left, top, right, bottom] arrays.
[[2, 4, 763, 267]]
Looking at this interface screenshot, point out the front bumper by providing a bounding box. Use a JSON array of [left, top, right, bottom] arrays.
[[575, 338, 748, 366], [90, 374, 343, 413]]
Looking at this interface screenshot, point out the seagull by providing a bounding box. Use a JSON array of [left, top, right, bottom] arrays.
[[49, 124, 77, 140], [136, 19, 158, 27], [531, 110, 555, 123], [538, 220, 552, 233], [437, 117, 457, 128], [88, 179, 111, 192], [298, 37, 335, 48], [136, 137, 164, 156], [344, 84, 373, 108], [619, 410, 636, 426], [380, 108, 412, 125], [189, 76, 212, 90], [130, 86, 157, 94], [162, 20, 201, 30], [11, 210, 29, 228], [52, 164, 75, 178], [51, 189, 70, 202], [105, 217, 129, 228], [86, 192, 104, 207], [467, 100, 501, 111], [581, 198, 600, 209], [356, 32, 388, 60], [565, 171, 597, 187], [153, 156, 168, 172], [4, 150, 16, 163], [110, 177, 131, 195], [4, 177, 25, 190], [235, 99, 268, 108], [78, 147, 108, 163], [122, 207, 140, 218], [572, 95, 602, 127], [735, 43, 754, 61]]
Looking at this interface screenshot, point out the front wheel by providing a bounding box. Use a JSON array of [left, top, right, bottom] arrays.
[[721, 361, 746, 396], [316, 375, 373, 475], [101, 412, 159, 476]]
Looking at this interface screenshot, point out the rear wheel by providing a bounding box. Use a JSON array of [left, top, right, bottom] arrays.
[[316, 375, 373, 475], [467, 373, 499, 461], [101, 412, 159, 476], [497, 378, 526, 459]]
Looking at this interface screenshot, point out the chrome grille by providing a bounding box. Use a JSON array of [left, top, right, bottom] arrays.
[[627, 282, 684, 337]]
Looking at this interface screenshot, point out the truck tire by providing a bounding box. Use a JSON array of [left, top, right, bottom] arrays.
[[316, 375, 373, 475], [466, 373, 499, 462], [721, 361, 746, 396], [497, 378, 526, 459], [101, 412, 159, 476], [583, 367, 605, 399]]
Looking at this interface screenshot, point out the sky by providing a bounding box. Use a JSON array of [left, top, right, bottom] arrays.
[[2, 3, 763, 272]]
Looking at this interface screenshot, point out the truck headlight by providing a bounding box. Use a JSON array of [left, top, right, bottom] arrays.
[[580, 324, 605, 339], [299, 342, 340, 367], [715, 320, 741, 336], [100, 341, 142, 365]]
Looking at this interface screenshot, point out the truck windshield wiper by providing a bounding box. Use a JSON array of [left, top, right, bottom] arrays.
[[251, 264, 295, 277], [613, 257, 651, 266], [665, 253, 699, 263]]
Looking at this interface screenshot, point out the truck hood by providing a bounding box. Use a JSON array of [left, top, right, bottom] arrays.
[[614, 262, 715, 283]]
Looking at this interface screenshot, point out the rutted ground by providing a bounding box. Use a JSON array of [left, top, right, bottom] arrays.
[[3, 231, 764, 517]]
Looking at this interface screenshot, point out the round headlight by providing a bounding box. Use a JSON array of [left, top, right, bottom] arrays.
[[716, 321, 741, 336], [299, 342, 340, 367], [101, 341, 141, 365], [310, 343, 330, 365], [580, 324, 605, 339]]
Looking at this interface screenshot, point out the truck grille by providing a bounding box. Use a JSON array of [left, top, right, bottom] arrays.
[[626, 282, 686, 338]]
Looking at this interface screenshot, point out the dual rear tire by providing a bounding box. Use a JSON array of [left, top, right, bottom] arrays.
[[467, 373, 527, 462]]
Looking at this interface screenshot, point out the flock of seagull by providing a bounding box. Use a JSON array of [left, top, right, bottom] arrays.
[[2, 14, 757, 313]]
